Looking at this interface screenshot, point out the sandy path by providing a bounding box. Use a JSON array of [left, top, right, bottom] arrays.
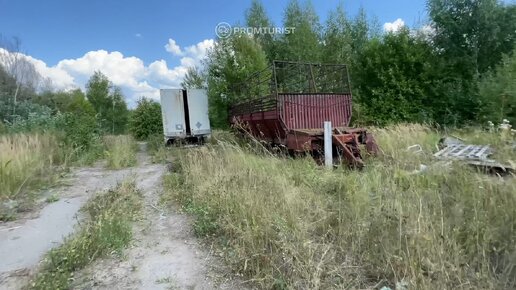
[[73, 145, 243, 290], [0, 162, 137, 289], [0, 143, 244, 290]]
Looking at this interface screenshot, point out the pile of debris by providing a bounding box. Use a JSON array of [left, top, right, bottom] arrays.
[[434, 137, 514, 175]]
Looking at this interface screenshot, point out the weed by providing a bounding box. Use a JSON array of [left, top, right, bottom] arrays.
[[0, 133, 65, 202], [45, 194, 59, 203], [156, 276, 175, 284], [103, 135, 138, 169]]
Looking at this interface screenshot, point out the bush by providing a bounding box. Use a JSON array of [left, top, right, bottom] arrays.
[[479, 50, 516, 125], [129, 98, 162, 140], [59, 113, 99, 152], [0, 100, 103, 162], [2, 101, 64, 133]]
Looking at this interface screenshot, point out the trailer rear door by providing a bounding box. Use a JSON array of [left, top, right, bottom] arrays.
[[160, 89, 186, 138], [186, 89, 211, 136]]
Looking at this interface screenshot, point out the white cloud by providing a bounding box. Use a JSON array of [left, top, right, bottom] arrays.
[[147, 59, 188, 87], [27, 56, 76, 90], [165, 38, 182, 55], [384, 18, 405, 33], [57, 50, 147, 87], [184, 39, 214, 60], [419, 25, 436, 36], [0, 39, 214, 107], [0, 48, 75, 91], [166, 38, 214, 68]]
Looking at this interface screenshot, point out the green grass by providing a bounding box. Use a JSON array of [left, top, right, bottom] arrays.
[[103, 135, 138, 169], [45, 194, 60, 203], [162, 124, 515, 289], [29, 180, 141, 290], [146, 133, 170, 164]]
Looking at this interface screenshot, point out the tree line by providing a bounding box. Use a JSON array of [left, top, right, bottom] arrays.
[[0, 41, 162, 153], [182, 0, 516, 128], [0, 65, 129, 131], [2, 0, 515, 141]]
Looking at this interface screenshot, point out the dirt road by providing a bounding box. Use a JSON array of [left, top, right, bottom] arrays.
[[0, 144, 242, 290]]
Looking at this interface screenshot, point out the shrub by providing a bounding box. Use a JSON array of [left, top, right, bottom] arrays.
[[129, 98, 163, 140], [3, 102, 64, 133], [59, 113, 99, 152]]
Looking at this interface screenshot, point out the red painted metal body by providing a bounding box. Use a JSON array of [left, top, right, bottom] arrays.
[[279, 93, 352, 130], [229, 61, 378, 167]]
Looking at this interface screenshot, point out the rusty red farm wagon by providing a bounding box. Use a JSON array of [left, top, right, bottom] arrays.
[[229, 61, 378, 167]]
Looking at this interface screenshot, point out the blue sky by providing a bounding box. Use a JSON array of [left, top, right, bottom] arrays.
[[0, 0, 428, 104]]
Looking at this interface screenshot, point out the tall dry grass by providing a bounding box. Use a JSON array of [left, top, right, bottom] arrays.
[[0, 133, 66, 202], [163, 124, 515, 289], [103, 135, 138, 169]]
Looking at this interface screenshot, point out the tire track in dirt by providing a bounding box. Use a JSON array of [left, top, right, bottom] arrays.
[[0, 162, 138, 289], [1, 143, 244, 290], [72, 144, 245, 290]]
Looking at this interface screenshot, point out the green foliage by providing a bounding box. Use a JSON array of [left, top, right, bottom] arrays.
[[0, 61, 38, 105], [479, 50, 516, 124], [0, 100, 44, 125], [0, 64, 18, 103], [30, 181, 141, 290], [181, 66, 206, 89], [278, 0, 322, 61], [426, 0, 516, 123], [34, 89, 96, 116], [103, 135, 137, 169], [0, 101, 64, 133], [428, 0, 516, 75], [354, 30, 438, 124], [184, 202, 219, 237], [245, 0, 277, 60], [86, 71, 129, 134], [206, 34, 269, 128], [1, 98, 102, 163], [322, 4, 353, 65], [60, 112, 99, 152], [147, 133, 169, 163], [129, 97, 163, 140], [66, 90, 96, 116], [198, 0, 516, 127], [86, 71, 111, 113], [105, 87, 129, 134]]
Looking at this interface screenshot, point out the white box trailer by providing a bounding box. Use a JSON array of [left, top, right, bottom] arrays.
[[160, 89, 211, 144]]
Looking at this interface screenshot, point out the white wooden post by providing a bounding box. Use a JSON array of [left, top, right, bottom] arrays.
[[324, 121, 332, 168]]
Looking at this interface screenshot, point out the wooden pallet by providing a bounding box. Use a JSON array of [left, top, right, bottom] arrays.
[[434, 144, 514, 174], [434, 144, 493, 161]]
